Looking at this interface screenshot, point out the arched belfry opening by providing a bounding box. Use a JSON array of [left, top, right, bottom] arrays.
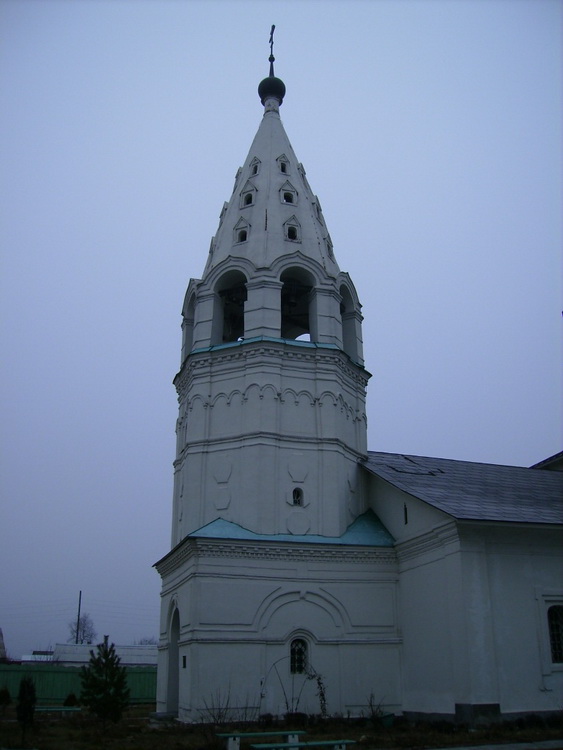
[[280, 268, 314, 341], [212, 270, 248, 344], [339, 284, 358, 361], [181, 293, 196, 363]]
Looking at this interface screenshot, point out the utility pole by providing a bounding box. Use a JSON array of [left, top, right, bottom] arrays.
[[75, 590, 82, 644]]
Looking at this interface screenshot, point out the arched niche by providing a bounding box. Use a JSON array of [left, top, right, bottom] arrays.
[[212, 270, 248, 344], [280, 267, 315, 341]]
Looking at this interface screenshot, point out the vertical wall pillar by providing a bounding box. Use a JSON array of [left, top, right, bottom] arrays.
[[245, 280, 283, 339], [311, 287, 343, 346], [192, 291, 228, 348]]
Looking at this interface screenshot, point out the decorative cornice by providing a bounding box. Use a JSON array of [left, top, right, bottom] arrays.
[[396, 521, 460, 565], [174, 431, 367, 463], [174, 339, 370, 398], [155, 536, 397, 578]]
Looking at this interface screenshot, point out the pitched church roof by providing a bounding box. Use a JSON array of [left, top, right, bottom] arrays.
[[363, 451, 563, 525]]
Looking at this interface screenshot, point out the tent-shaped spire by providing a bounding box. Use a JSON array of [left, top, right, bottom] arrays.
[[203, 40, 339, 278]]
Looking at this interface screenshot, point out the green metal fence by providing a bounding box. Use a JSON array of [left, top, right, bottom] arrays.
[[0, 663, 156, 705]]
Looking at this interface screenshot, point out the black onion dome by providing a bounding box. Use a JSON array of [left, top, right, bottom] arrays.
[[258, 75, 286, 105]]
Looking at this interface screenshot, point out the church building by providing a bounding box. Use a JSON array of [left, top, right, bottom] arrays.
[[155, 48, 563, 724]]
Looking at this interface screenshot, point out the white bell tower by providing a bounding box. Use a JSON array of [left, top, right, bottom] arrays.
[[155, 35, 399, 722], [171, 55, 368, 546]]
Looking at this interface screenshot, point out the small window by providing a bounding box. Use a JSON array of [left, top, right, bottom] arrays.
[[250, 157, 261, 176], [548, 605, 563, 662], [292, 488, 303, 506], [277, 155, 290, 174], [290, 638, 308, 674], [244, 193, 253, 206], [280, 182, 298, 206], [234, 217, 250, 244], [283, 216, 301, 243], [182, 655, 186, 668]]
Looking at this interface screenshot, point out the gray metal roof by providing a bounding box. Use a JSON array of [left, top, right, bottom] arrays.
[[363, 451, 563, 525]]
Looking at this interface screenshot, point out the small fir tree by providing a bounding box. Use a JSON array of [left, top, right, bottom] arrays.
[[16, 676, 36, 745], [80, 637, 130, 726], [0, 685, 11, 716]]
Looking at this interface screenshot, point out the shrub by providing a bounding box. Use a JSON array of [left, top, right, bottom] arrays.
[[16, 676, 36, 744]]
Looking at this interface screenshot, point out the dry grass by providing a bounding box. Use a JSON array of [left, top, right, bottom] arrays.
[[0, 706, 562, 750]]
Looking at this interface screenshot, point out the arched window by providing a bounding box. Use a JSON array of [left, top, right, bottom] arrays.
[[292, 487, 303, 506], [548, 605, 563, 662], [238, 229, 247, 242], [280, 268, 314, 340], [290, 638, 308, 674]]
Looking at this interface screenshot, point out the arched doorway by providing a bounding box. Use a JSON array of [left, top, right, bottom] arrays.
[[167, 609, 180, 715]]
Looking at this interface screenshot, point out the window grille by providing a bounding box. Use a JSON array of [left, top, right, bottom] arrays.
[[548, 605, 563, 662], [290, 638, 308, 674]]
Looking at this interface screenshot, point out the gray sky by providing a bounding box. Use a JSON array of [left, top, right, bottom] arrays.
[[1, 0, 561, 660]]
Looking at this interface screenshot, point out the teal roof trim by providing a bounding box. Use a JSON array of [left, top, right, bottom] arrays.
[[187, 510, 394, 547], [190, 336, 341, 355]]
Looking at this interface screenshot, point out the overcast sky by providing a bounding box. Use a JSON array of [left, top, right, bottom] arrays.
[[1, 0, 561, 660]]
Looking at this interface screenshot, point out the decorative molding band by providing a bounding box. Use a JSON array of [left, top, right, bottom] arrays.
[[174, 634, 402, 647], [175, 341, 370, 397], [174, 432, 366, 462], [155, 537, 397, 578]]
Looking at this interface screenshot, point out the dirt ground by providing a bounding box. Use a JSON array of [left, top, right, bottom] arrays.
[[0, 706, 562, 750]]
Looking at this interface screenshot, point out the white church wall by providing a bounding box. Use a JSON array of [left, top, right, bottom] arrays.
[[365, 472, 452, 544], [367, 470, 563, 719], [460, 524, 563, 716], [155, 538, 401, 721], [396, 521, 464, 717]]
